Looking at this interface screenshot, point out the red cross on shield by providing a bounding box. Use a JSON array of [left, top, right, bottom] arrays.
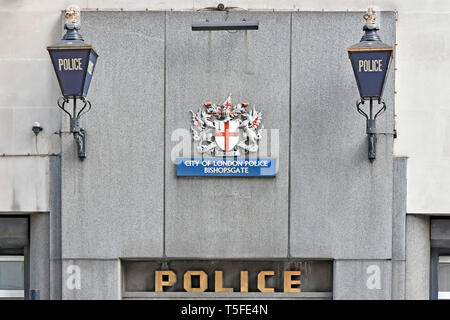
[[215, 120, 239, 151]]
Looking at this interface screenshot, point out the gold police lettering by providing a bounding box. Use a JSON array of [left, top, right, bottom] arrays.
[[155, 269, 301, 293], [358, 59, 382, 72], [58, 58, 83, 71]]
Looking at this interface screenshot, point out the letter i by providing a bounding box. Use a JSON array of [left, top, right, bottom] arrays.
[[240, 270, 248, 292]]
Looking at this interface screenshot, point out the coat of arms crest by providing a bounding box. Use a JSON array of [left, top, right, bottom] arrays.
[[190, 96, 264, 156]]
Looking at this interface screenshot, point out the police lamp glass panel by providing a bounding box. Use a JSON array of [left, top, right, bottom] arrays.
[[348, 9, 393, 100], [0, 256, 24, 299], [48, 48, 98, 98], [349, 51, 392, 99], [47, 5, 98, 98]]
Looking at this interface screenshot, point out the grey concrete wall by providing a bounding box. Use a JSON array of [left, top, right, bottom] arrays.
[[391, 157, 407, 300], [334, 260, 392, 299], [289, 12, 396, 259], [50, 260, 62, 300], [165, 11, 290, 258], [333, 259, 405, 300], [30, 213, 50, 300], [62, 259, 120, 300], [393, 157, 407, 260], [58, 11, 402, 299], [391, 260, 405, 300], [332, 259, 404, 300], [61, 12, 165, 259], [49, 156, 62, 300], [0, 157, 50, 212], [405, 214, 430, 299], [0, 3, 61, 213]]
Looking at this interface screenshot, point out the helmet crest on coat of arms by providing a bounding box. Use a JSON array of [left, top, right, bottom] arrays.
[[190, 96, 264, 156]]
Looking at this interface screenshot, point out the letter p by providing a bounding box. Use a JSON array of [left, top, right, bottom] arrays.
[[155, 270, 176, 292], [359, 60, 364, 72]]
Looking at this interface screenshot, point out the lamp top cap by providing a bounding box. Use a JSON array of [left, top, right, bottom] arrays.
[[47, 5, 97, 54], [362, 7, 379, 33], [358, 7, 383, 43], [348, 7, 392, 51], [364, 7, 377, 25], [62, 5, 83, 42], [64, 5, 80, 24]]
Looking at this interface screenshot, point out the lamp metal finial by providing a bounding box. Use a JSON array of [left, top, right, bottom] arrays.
[[363, 7, 377, 25]]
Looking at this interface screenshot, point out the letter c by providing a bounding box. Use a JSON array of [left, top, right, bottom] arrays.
[[257, 271, 275, 293]]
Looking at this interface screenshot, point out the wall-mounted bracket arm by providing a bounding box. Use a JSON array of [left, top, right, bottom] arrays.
[[57, 96, 91, 160], [356, 98, 387, 161]]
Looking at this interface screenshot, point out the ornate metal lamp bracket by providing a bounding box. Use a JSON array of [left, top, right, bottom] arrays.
[[356, 98, 386, 161], [57, 96, 92, 160]]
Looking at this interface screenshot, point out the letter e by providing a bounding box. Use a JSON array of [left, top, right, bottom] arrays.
[[284, 271, 301, 293]]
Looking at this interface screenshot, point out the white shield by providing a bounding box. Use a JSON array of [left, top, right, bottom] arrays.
[[215, 120, 239, 151]]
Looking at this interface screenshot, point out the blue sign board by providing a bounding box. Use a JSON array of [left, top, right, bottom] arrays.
[[349, 50, 392, 99], [177, 158, 277, 177]]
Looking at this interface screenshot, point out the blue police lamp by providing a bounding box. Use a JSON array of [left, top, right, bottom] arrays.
[[47, 5, 98, 160], [348, 8, 393, 161]]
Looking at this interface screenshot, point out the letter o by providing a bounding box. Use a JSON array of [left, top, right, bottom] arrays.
[[184, 270, 208, 292], [364, 60, 369, 72]]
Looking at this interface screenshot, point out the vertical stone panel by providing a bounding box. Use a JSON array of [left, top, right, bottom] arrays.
[[61, 12, 165, 258], [165, 12, 290, 257], [405, 214, 430, 299], [30, 213, 50, 300], [334, 260, 392, 299], [62, 259, 120, 300], [393, 157, 407, 260], [290, 12, 396, 259]]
